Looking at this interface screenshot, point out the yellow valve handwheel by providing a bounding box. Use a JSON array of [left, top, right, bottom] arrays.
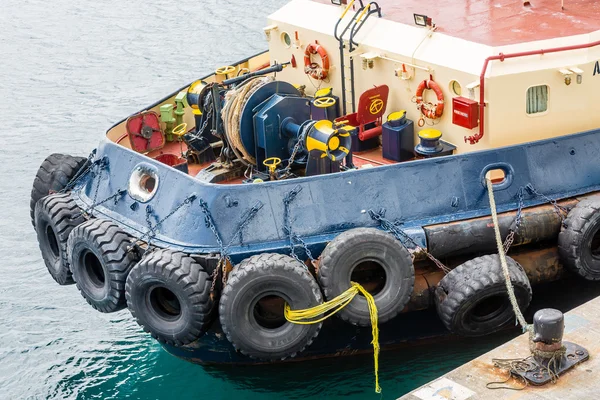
[[369, 98, 384, 115], [172, 123, 188, 137], [215, 65, 236, 75], [263, 157, 282, 174], [314, 96, 336, 108]]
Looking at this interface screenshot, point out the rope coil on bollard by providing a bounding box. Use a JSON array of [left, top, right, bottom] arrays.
[[284, 282, 381, 393]]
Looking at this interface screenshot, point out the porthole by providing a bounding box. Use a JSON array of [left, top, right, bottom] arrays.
[[281, 31, 292, 48], [128, 166, 159, 203], [449, 80, 462, 96]]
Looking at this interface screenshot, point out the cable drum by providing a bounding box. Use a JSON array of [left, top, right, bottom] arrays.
[[221, 77, 274, 165]]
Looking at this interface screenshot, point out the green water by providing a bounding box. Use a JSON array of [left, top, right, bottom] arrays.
[[2, 0, 600, 398]]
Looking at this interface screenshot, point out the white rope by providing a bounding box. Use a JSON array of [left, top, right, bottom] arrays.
[[221, 76, 274, 165], [486, 178, 529, 330]]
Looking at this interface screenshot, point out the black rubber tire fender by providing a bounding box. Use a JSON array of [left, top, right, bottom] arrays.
[[68, 219, 140, 313], [318, 228, 415, 326], [125, 249, 214, 346], [34, 193, 86, 285], [219, 253, 323, 360], [435, 254, 532, 337], [558, 197, 600, 280], [30, 153, 87, 227]]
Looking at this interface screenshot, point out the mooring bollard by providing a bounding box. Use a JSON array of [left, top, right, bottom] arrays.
[[532, 308, 565, 363]]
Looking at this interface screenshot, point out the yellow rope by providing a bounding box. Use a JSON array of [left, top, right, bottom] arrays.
[[284, 282, 381, 393]]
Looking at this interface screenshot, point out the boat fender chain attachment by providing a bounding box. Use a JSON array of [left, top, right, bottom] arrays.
[[132, 194, 198, 254], [198, 199, 264, 294], [415, 77, 444, 121], [304, 42, 330, 80], [282, 185, 315, 265], [57, 150, 97, 194], [285, 281, 381, 393], [84, 188, 127, 218], [367, 208, 451, 274], [82, 156, 111, 216]]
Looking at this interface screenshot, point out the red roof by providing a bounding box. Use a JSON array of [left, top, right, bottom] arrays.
[[314, 0, 600, 46]]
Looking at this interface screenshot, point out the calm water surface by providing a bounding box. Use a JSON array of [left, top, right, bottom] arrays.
[[2, 1, 600, 399]]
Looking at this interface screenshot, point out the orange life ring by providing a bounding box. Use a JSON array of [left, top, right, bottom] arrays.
[[415, 79, 444, 119], [304, 43, 330, 80]]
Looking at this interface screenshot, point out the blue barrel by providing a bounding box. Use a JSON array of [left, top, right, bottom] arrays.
[[382, 111, 414, 161]]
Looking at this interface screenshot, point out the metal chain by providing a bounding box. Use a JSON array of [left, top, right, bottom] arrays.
[[282, 186, 315, 265], [59, 150, 97, 194], [86, 157, 109, 216], [367, 209, 451, 274], [525, 183, 569, 225], [198, 199, 264, 292], [83, 189, 127, 217], [502, 186, 526, 253], [284, 125, 308, 171], [198, 99, 213, 136], [136, 194, 198, 251]]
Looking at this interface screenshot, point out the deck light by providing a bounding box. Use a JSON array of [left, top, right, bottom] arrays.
[[413, 14, 432, 27]]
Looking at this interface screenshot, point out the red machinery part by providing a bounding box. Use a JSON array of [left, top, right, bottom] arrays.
[[452, 97, 479, 129], [359, 126, 383, 141], [465, 39, 600, 145], [126, 111, 165, 153]]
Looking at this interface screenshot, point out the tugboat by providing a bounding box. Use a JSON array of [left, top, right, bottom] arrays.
[[32, 0, 600, 372]]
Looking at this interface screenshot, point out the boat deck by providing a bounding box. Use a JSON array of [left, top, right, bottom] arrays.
[[314, 0, 600, 46], [399, 295, 600, 399], [146, 139, 399, 184]]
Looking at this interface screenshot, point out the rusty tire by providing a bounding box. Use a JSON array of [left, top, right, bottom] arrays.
[[219, 253, 322, 360], [435, 254, 532, 337], [30, 153, 87, 227], [318, 228, 414, 326], [558, 197, 600, 280]]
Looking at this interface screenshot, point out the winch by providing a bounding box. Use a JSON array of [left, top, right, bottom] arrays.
[[190, 65, 351, 182]]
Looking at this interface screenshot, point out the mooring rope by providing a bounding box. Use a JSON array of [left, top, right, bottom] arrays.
[[221, 76, 274, 165], [486, 178, 529, 330], [284, 282, 381, 394], [486, 179, 568, 388]]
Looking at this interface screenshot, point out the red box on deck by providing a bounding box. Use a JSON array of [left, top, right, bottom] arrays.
[[452, 97, 479, 129]]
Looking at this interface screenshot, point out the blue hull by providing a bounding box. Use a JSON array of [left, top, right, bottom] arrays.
[[74, 128, 600, 263], [72, 119, 600, 365]]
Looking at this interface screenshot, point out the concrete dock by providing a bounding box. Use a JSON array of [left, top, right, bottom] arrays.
[[399, 296, 600, 400]]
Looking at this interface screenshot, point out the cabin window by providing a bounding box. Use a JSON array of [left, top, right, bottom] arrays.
[[449, 80, 462, 96], [526, 85, 548, 114], [281, 32, 291, 48]]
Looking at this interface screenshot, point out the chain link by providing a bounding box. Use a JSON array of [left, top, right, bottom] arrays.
[[59, 150, 97, 194], [136, 195, 198, 252], [83, 189, 127, 218], [84, 157, 109, 216], [525, 183, 569, 225], [282, 186, 315, 265], [367, 208, 451, 274], [198, 199, 264, 292], [281, 123, 310, 176], [502, 186, 526, 253]]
